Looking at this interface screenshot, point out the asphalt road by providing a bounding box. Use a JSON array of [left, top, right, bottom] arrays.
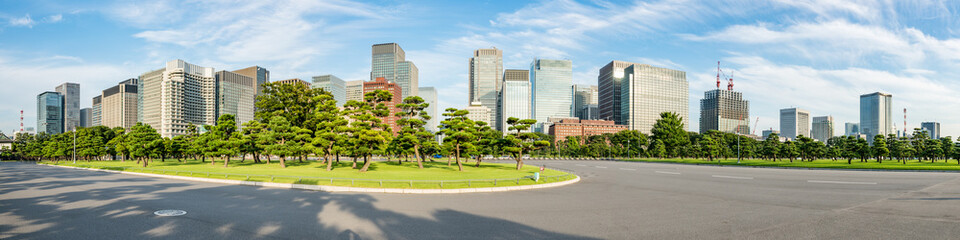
[[2, 160, 959, 239]]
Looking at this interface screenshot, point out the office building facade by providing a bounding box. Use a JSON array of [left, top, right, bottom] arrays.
[[55, 82, 80, 132], [232, 66, 270, 97], [371, 43, 418, 99], [859, 92, 892, 143], [499, 70, 531, 132], [573, 85, 598, 120], [549, 119, 627, 143], [699, 89, 749, 134], [37, 91, 64, 134], [600, 61, 688, 134], [469, 48, 503, 128], [921, 122, 940, 139], [811, 116, 834, 142], [80, 108, 91, 128], [530, 58, 573, 132], [274, 78, 310, 87], [101, 80, 139, 129], [312, 75, 347, 107], [91, 95, 102, 127], [215, 70, 256, 127], [418, 87, 439, 133], [779, 108, 810, 140]]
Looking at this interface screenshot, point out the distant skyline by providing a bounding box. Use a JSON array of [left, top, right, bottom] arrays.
[[2, 0, 960, 137]]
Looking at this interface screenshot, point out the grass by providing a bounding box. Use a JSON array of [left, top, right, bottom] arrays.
[[39, 158, 576, 189], [622, 157, 960, 171]]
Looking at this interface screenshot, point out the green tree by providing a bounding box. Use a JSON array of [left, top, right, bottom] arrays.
[[343, 90, 394, 172], [125, 123, 161, 167], [395, 96, 432, 168], [438, 108, 476, 171], [651, 112, 689, 158], [311, 91, 348, 171], [872, 134, 889, 163], [503, 117, 547, 170], [264, 116, 297, 168]]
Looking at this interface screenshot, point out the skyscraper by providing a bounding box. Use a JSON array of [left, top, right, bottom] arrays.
[[845, 122, 859, 136], [418, 87, 439, 133], [232, 66, 270, 97], [811, 116, 834, 142], [371, 43, 418, 99], [699, 89, 749, 134], [312, 75, 346, 107], [530, 58, 573, 132], [600, 61, 688, 134], [363, 77, 402, 135], [572, 85, 598, 120], [469, 48, 503, 128], [91, 95, 102, 127], [80, 108, 91, 128], [499, 69, 531, 132], [37, 91, 64, 134], [859, 92, 892, 143], [101, 79, 139, 129], [598, 60, 633, 125], [55, 82, 80, 132], [779, 108, 810, 140], [140, 60, 217, 138], [345, 80, 364, 102], [921, 122, 940, 139], [215, 70, 256, 127]]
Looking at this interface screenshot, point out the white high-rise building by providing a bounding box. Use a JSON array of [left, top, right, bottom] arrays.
[[312, 75, 346, 107], [811, 116, 834, 142], [779, 107, 810, 140], [500, 70, 531, 133], [55, 82, 80, 132], [140, 60, 254, 138], [859, 92, 892, 143], [418, 87, 439, 133], [530, 58, 573, 132], [469, 48, 503, 128], [371, 43, 418, 99], [599, 61, 688, 134]]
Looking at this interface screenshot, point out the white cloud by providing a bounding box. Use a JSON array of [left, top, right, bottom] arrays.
[[9, 14, 35, 27], [43, 14, 63, 23]]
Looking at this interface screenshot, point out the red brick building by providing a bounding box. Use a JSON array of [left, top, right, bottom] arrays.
[[548, 119, 627, 143], [363, 77, 402, 135]]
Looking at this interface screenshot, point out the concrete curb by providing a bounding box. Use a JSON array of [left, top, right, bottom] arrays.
[[614, 160, 960, 173], [41, 164, 581, 194]]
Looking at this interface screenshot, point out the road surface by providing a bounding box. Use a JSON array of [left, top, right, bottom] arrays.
[[2, 160, 959, 239]]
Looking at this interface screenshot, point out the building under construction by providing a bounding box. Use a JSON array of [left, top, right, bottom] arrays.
[[699, 62, 749, 134]]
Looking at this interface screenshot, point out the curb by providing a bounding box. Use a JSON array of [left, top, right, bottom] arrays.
[[608, 159, 960, 173], [41, 164, 581, 194]]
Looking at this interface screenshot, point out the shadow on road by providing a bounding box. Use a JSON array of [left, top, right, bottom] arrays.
[[0, 162, 596, 239]]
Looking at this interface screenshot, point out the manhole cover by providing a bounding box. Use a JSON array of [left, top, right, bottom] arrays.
[[154, 210, 187, 216]]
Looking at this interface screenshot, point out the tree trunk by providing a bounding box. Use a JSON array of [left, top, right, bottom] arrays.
[[224, 155, 230, 167], [279, 156, 286, 168], [475, 155, 483, 167], [352, 156, 358, 169], [142, 158, 148, 167], [211, 156, 216, 166], [326, 153, 334, 171], [265, 154, 271, 164], [359, 155, 373, 172], [516, 148, 525, 170]]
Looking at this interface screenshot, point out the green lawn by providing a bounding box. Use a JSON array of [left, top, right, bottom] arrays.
[[40, 158, 575, 189], [622, 158, 960, 171]]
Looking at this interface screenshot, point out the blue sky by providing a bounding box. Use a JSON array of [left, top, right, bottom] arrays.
[[2, 0, 960, 137]]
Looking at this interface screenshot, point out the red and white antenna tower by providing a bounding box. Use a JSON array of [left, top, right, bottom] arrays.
[[19, 110, 24, 132]]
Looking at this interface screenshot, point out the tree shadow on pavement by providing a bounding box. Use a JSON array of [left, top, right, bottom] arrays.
[[0, 162, 597, 240]]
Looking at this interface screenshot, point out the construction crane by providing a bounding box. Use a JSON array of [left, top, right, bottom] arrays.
[[751, 117, 760, 135], [716, 61, 735, 91]]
